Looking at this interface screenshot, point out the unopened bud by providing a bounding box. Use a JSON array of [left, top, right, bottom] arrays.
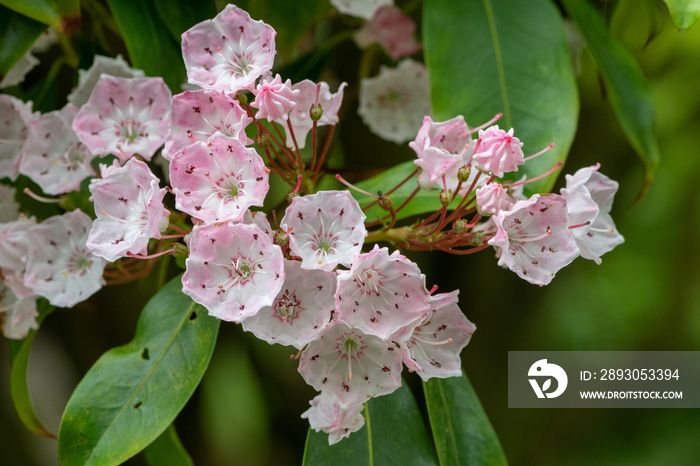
[[276, 230, 290, 246], [234, 90, 248, 106], [170, 242, 189, 257], [439, 189, 453, 206], [377, 191, 393, 211], [457, 165, 471, 183], [310, 104, 323, 121], [255, 134, 270, 149], [452, 219, 469, 234]]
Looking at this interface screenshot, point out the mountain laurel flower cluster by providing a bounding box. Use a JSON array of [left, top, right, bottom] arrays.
[[0, 3, 624, 448]]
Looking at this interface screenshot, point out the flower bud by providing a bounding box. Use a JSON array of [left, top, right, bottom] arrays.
[[310, 103, 323, 121], [452, 219, 469, 234], [439, 189, 453, 206], [170, 242, 189, 257], [234, 90, 249, 106], [255, 133, 271, 149], [457, 165, 471, 183], [377, 191, 393, 211]]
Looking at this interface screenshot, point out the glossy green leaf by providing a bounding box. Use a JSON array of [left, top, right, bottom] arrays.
[[105, 0, 186, 91], [302, 384, 438, 466], [0, 6, 46, 80], [9, 301, 55, 438], [663, 0, 700, 30], [353, 161, 445, 224], [143, 423, 193, 466], [0, 0, 80, 34], [424, 0, 578, 194], [57, 275, 219, 466], [152, 0, 217, 42], [563, 0, 660, 197], [423, 373, 507, 466]]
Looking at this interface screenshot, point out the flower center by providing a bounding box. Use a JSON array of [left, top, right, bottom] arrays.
[[118, 118, 143, 143], [65, 247, 94, 276], [357, 267, 385, 296], [274, 289, 301, 322]]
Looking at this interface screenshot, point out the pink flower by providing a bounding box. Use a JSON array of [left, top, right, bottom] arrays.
[[301, 394, 365, 445], [280, 190, 367, 272], [24, 210, 107, 308], [182, 222, 285, 322], [358, 59, 432, 144], [280, 80, 346, 149], [19, 104, 97, 195], [250, 74, 299, 122], [472, 125, 525, 178], [335, 245, 430, 340], [476, 183, 511, 216], [163, 89, 252, 161], [0, 215, 36, 272], [488, 194, 579, 286], [67, 55, 145, 108], [353, 5, 422, 60], [396, 291, 476, 381], [241, 259, 336, 349], [72, 75, 172, 162], [87, 158, 170, 262], [0, 281, 38, 340], [0, 95, 35, 182], [170, 136, 269, 224], [561, 164, 624, 264], [181, 4, 276, 93], [298, 322, 403, 407], [331, 0, 393, 19]]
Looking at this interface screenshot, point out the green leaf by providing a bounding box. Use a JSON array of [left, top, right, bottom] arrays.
[[423, 373, 507, 466], [302, 384, 438, 466], [57, 275, 219, 466], [0, 6, 46, 80], [238, 0, 331, 61], [143, 423, 193, 466], [9, 301, 55, 438], [423, 0, 578, 194], [152, 0, 217, 43], [663, 0, 700, 30], [105, 0, 186, 91], [0, 0, 80, 34], [563, 0, 660, 198], [353, 160, 445, 223]]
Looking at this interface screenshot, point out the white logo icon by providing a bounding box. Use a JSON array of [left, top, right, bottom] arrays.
[[528, 359, 568, 399]]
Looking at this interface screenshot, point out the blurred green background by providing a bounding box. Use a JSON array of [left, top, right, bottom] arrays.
[[2, 1, 700, 465]]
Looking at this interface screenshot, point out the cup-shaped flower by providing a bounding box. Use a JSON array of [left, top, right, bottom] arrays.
[[353, 5, 422, 60], [335, 245, 430, 340], [19, 104, 97, 195], [250, 74, 299, 122], [181, 4, 276, 93], [0, 95, 35, 182], [301, 393, 365, 445], [280, 190, 367, 272], [163, 89, 252, 161], [0, 280, 38, 340], [396, 291, 476, 381], [67, 55, 145, 108], [472, 125, 524, 178], [182, 222, 285, 322], [476, 182, 511, 216], [298, 322, 403, 407], [24, 210, 107, 308], [72, 75, 172, 162], [561, 164, 624, 264], [358, 59, 432, 144], [279, 80, 346, 149], [87, 158, 170, 262], [170, 136, 269, 224], [241, 259, 336, 349], [331, 0, 392, 19], [488, 194, 579, 286]]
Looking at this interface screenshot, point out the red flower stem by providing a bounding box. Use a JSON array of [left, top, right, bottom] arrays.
[[310, 120, 318, 176], [258, 123, 297, 167], [286, 119, 304, 168], [168, 223, 189, 235], [363, 167, 420, 211], [313, 125, 336, 180]]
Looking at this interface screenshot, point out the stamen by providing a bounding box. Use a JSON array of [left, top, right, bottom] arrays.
[[414, 335, 453, 345], [523, 143, 555, 162], [508, 161, 563, 188], [126, 248, 175, 260], [335, 174, 378, 198], [347, 353, 354, 380], [590, 227, 616, 233], [101, 210, 146, 225], [518, 227, 552, 243], [23, 188, 61, 203], [568, 221, 591, 230], [429, 285, 439, 295], [469, 113, 503, 134]]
